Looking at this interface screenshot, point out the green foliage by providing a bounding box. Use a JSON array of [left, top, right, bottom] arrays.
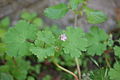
[[0, 17, 10, 54], [114, 46, 120, 58], [30, 30, 56, 60], [0, 17, 10, 29], [45, 25, 62, 37], [62, 27, 88, 58], [69, 0, 84, 10], [7, 58, 30, 80], [21, 12, 37, 21], [44, 3, 69, 19], [0, 58, 30, 80], [4, 20, 38, 57], [0, 29, 6, 39], [27, 76, 35, 80], [1, 1, 120, 80], [33, 18, 43, 27], [61, 72, 74, 80], [0, 73, 13, 80], [86, 27, 108, 56], [42, 75, 52, 80], [84, 7, 107, 24], [61, 54, 76, 66], [21, 12, 43, 28], [0, 43, 6, 53], [108, 63, 120, 80], [30, 64, 41, 74], [90, 68, 109, 80]]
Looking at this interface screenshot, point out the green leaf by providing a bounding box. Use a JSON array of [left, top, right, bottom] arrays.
[[4, 20, 37, 57], [61, 54, 76, 66], [62, 27, 88, 58], [114, 46, 120, 58], [0, 65, 9, 73], [30, 47, 55, 60], [0, 43, 6, 53], [86, 27, 108, 56], [0, 29, 6, 39], [108, 63, 120, 80], [69, 0, 84, 10], [0, 17, 10, 28], [7, 58, 30, 80], [30, 65, 41, 74], [0, 73, 13, 80], [44, 3, 69, 19], [33, 18, 43, 27], [35, 31, 56, 45], [21, 12, 37, 21], [90, 68, 109, 80], [30, 31, 56, 60], [45, 25, 62, 36], [0, 58, 30, 80], [27, 76, 35, 80], [84, 7, 107, 24], [42, 75, 52, 80]]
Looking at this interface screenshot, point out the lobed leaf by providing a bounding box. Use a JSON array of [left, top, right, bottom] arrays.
[[84, 7, 107, 24], [90, 68, 109, 80], [7, 58, 30, 80], [62, 27, 88, 58], [114, 46, 120, 58], [44, 3, 69, 19], [33, 18, 43, 27], [69, 0, 84, 10], [86, 27, 108, 56], [30, 30, 56, 60], [21, 12, 37, 21], [0, 73, 13, 80], [4, 20, 38, 57], [108, 63, 120, 80], [0, 17, 10, 29], [0, 43, 6, 53], [0, 29, 6, 39]]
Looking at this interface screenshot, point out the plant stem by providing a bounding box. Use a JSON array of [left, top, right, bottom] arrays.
[[74, 13, 82, 80], [54, 62, 79, 80], [75, 58, 81, 80], [105, 56, 111, 68], [74, 14, 78, 28]]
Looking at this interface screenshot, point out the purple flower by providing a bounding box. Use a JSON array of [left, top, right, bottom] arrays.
[[60, 34, 67, 41]]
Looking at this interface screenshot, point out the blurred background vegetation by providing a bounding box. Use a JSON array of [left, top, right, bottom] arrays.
[[0, 0, 120, 31]]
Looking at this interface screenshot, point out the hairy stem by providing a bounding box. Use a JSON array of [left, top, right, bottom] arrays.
[[54, 62, 79, 80], [75, 58, 81, 80], [74, 13, 82, 80], [74, 14, 78, 28], [105, 56, 111, 68]]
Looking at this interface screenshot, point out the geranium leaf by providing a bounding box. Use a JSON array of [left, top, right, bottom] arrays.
[[114, 46, 120, 58], [62, 27, 88, 58], [69, 0, 84, 10], [30, 31, 56, 60], [109, 63, 120, 80], [84, 7, 107, 24], [86, 27, 108, 56], [4, 20, 37, 57], [44, 3, 69, 19]]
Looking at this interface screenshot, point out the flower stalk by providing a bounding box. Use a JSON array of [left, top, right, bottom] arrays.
[[54, 62, 79, 80]]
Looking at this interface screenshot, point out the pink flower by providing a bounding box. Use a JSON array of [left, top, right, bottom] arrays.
[[60, 34, 67, 41]]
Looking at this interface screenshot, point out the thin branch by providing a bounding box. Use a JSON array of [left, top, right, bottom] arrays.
[[75, 58, 82, 80], [74, 14, 78, 28], [54, 62, 79, 80], [105, 56, 111, 68], [74, 12, 82, 80]]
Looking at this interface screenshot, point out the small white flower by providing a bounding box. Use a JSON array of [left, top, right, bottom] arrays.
[[60, 34, 67, 41]]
